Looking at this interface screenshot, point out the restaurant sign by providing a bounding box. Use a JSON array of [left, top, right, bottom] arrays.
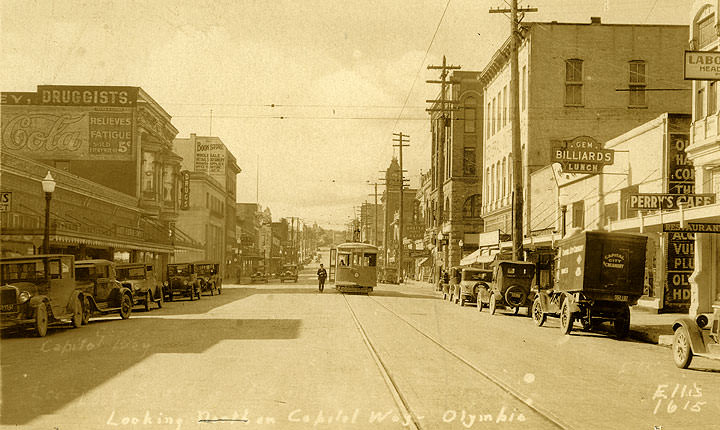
[[628, 193, 715, 210], [663, 223, 720, 233], [684, 51, 720, 80]]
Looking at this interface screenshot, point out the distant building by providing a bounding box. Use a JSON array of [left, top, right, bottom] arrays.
[[172, 134, 241, 274], [233, 202, 264, 279], [381, 157, 418, 272]]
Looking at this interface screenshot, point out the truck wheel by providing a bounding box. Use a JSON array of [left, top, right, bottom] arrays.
[[35, 304, 48, 337], [82, 296, 92, 325], [672, 325, 693, 369], [119, 294, 132, 319], [614, 304, 630, 339], [532, 297, 546, 327], [144, 291, 151, 312], [560, 301, 574, 335], [489, 294, 497, 315], [71, 295, 83, 328]]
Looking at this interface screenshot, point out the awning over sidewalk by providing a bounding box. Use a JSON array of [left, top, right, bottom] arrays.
[[460, 249, 482, 266]]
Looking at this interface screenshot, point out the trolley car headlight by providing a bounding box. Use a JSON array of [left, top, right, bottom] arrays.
[[18, 291, 31, 304], [354, 272, 360, 278]]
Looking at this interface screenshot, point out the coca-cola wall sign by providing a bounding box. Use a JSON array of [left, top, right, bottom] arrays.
[[1, 86, 138, 161]]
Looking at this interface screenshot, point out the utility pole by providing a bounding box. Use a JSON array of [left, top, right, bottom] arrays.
[[368, 182, 381, 247], [393, 132, 410, 284], [490, 0, 537, 261], [427, 56, 460, 274]]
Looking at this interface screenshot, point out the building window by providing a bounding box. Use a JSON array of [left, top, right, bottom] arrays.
[[464, 97, 476, 133], [486, 102, 491, 139], [492, 97, 497, 135], [463, 194, 482, 218], [502, 85, 508, 127], [629, 61, 647, 107], [522, 66, 527, 111], [696, 83, 706, 120], [491, 165, 496, 202], [697, 14, 716, 49], [565, 59, 583, 106], [709, 81, 717, 116], [485, 168, 490, 205], [463, 146, 476, 176], [501, 157, 506, 196], [496, 161, 501, 202], [162, 165, 175, 203], [572, 200, 584, 228]]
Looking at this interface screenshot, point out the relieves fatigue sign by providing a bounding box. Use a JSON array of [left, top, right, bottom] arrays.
[[684, 51, 720, 80], [628, 193, 715, 210], [551, 136, 614, 174]]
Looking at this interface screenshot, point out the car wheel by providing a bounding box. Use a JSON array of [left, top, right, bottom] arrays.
[[459, 295, 465, 307], [119, 294, 132, 319], [144, 291, 151, 312], [71, 294, 83, 328], [476, 295, 483, 312], [614, 304, 630, 339], [489, 294, 497, 315], [82, 296, 92, 325], [560, 300, 574, 335], [34, 303, 48, 337], [672, 325, 693, 369], [532, 297, 546, 327]]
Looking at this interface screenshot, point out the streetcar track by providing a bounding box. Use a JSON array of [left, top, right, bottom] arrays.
[[342, 294, 423, 430], [366, 295, 574, 430]]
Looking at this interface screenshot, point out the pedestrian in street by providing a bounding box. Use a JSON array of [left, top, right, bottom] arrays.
[[317, 264, 327, 292]]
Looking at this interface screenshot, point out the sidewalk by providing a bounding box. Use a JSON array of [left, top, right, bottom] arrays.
[[399, 279, 679, 346]]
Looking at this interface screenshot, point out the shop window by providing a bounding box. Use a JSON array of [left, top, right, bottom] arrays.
[[572, 200, 584, 228], [629, 61, 647, 107], [464, 97, 476, 133], [565, 59, 583, 106], [463, 147, 476, 176]]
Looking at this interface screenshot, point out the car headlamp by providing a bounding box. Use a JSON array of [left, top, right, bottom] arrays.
[[18, 291, 31, 304]]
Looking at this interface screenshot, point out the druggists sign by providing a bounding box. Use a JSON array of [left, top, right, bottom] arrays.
[[684, 51, 720, 80], [0, 86, 137, 161]]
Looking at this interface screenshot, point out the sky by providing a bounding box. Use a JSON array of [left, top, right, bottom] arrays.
[[1, 0, 696, 229]]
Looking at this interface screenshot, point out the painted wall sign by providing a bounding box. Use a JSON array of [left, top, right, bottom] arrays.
[[35, 85, 138, 107], [684, 51, 720, 80], [1, 105, 134, 161], [628, 193, 715, 210], [0, 192, 11, 212], [194, 138, 226, 186]]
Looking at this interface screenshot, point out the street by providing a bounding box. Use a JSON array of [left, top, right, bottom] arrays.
[[2, 266, 719, 430]]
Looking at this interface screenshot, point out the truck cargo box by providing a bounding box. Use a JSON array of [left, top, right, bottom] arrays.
[[556, 230, 647, 300]]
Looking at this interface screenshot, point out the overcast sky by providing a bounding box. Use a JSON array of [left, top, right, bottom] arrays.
[[1, 0, 695, 229]]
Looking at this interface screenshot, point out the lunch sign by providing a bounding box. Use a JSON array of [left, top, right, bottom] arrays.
[[551, 136, 614, 174]]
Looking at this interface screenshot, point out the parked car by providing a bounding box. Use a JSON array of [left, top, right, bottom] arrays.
[[477, 260, 536, 316], [166, 263, 201, 301], [75, 259, 133, 321], [1, 255, 84, 337], [116, 263, 163, 311], [250, 271, 268, 284], [672, 305, 720, 368], [194, 262, 222, 295], [279, 264, 298, 283], [450, 268, 493, 307]]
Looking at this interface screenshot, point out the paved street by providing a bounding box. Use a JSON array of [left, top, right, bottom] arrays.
[[2, 267, 719, 430]]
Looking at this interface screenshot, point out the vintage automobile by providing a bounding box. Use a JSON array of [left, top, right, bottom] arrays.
[[116, 263, 163, 311], [477, 260, 536, 316], [250, 271, 268, 284], [532, 230, 647, 338], [279, 264, 298, 283], [379, 266, 398, 284], [1, 255, 84, 337], [75, 259, 134, 321], [450, 268, 493, 307], [672, 305, 720, 369], [194, 262, 222, 295], [166, 263, 201, 301]]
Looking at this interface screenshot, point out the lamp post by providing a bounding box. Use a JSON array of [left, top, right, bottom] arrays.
[[41, 171, 56, 255], [458, 239, 464, 261]]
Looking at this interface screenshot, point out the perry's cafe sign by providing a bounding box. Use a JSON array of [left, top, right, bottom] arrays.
[[628, 193, 715, 210], [551, 136, 614, 174], [685, 51, 720, 80]]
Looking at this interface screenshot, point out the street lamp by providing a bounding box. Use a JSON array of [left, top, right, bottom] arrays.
[[458, 239, 464, 260], [41, 171, 56, 255]]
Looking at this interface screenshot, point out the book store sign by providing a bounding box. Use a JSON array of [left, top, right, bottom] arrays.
[[684, 51, 720, 80], [551, 136, 614, 174], [629, 193, 715, 210]]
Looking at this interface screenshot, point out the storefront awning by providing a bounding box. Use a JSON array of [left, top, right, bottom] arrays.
[[460, 249, 482, 266]]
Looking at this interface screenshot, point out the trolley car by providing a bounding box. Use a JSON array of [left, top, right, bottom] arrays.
[[329, 243, 378, 294]]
